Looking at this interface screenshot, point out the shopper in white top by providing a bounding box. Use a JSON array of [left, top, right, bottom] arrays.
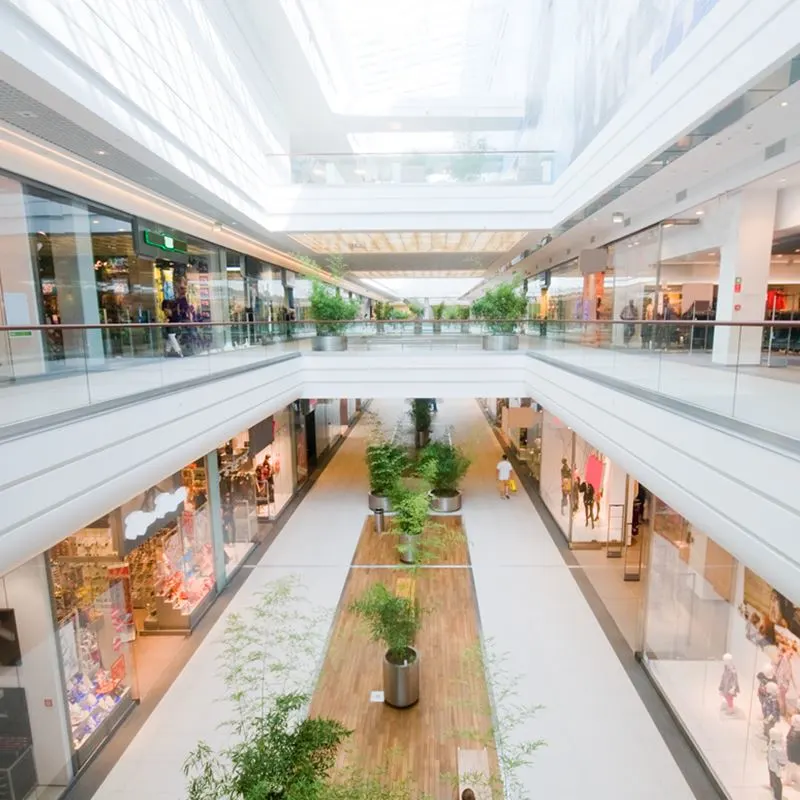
[[496, 454, 514, 499]]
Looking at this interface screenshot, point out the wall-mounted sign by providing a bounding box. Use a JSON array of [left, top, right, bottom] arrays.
[[734, 277, 742, 294], [142, 230, 188, 255]]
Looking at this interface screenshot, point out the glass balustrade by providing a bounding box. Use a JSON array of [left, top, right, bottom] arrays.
[[1, 319, 796, 438]]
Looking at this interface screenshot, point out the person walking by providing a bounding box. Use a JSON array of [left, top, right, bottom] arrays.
[[496, 454, 514, 499]]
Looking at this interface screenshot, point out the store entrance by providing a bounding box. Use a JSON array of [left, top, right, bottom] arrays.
[[47, 466, 215, 767]]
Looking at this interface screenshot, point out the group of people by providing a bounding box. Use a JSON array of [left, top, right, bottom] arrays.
[[619, 296, 680, 348]]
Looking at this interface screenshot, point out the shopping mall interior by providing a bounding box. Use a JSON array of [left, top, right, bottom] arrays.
[[1, 2, 800, 799]]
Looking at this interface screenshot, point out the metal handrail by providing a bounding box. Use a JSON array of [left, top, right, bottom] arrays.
[[1, 318, 798, 332]]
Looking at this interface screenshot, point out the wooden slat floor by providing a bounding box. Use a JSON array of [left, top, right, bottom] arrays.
[[353, 514, 471, 566], [310, 516, 498, 799]]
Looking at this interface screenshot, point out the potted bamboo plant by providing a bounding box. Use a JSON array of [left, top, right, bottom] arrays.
[[432, 302, 445, 334], [309, 279, 360, 351], [419, 440, 471, 512], [366, 440, 408, 512], [409, 398, 432, 449], [471, 278, 528, 350], [349, 582, 424, 708], [392, 487, 430, 564]]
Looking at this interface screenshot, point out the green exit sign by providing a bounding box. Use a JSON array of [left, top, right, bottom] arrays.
[[143, 230, 188, 254]]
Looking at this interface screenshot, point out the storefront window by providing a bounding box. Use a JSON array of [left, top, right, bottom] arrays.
[[640, 513, 800, 799], [47, 463, 214, 765], [218, 409, 295, 576], [0, 556, 73, 796], [606, 226, 662, 348], [539, 411, 575, 537]]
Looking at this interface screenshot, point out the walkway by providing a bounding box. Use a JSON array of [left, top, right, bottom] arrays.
[[81, 398, 700, 800]]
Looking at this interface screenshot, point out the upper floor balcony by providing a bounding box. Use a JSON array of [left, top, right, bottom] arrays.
[[1, 318, 798, 443]]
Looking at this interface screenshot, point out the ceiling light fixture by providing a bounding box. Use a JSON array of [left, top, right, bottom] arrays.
[[92, 219, 100, 224], [780, 101, 789, 107], [95, 149, 107, 156], [611, 211, 624, 224], [695, 209, 705, 216]]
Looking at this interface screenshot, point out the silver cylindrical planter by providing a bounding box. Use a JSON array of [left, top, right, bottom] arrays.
[[368, 493, 392, 512], [398, 533, 418, 564], [312, 335, 347, 351], [430, 491, 462, 513], [383, 647, 420, 708], [374, 508, 385, 534], [482, 334, 519, 351]]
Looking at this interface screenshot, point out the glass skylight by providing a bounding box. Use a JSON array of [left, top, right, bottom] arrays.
[[291, 0, 534, 116]]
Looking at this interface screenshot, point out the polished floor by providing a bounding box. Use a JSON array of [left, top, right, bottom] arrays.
[[85, 397, 697, 799]]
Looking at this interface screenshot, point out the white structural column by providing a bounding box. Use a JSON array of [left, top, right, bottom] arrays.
[[712, 188, 777, 366]]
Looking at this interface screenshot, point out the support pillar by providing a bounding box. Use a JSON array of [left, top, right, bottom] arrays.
[[712, 189, 776, 366], [50, 207, 104, 368], [206, 450, 228, 593]]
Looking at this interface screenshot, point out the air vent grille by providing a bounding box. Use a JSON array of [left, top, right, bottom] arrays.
[[624, 217, 632, 227], [765, 139, 786, 160], [676, 189, 688, 202]]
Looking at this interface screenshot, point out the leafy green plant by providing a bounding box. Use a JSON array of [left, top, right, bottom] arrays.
[[406, 300, 424, 319], [184, 577, 351, 800], [433, 302, 445, 321], [392, 488, 430, 538], [419, 441, 471, 497], [366, 441, 409, 497], [471, 279, 528, 334], [310, 280, 360, 336], [409, 399, 432, 433], [294, 253, 348, 279], [349, 582, 423, 665]]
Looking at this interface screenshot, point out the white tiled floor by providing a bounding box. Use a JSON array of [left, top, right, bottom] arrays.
[[89, 397, 697, 800]]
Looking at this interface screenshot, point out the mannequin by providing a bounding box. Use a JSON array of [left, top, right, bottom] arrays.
[[718, 653, 740, 712], [763, 683, 781, 737], [768, 727, 787, 800], [787, 715, 800, 788], [759, 664, 777, 720], [775, 646, 797, 720]]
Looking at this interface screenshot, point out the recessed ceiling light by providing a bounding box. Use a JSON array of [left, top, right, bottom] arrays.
[[611, 211, 624, 224], [780, 101, 789, 107], [695, 209, 704, 216], [779, 178, 787, 183], [117, 227, 125, 232], [95, 149, 107, 155], [707, 252, 715, 256], [92, 219, 100, 224]]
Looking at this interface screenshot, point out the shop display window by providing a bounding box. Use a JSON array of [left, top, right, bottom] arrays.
[[641, 523, 800, 800], [218, 409, 294, 576]]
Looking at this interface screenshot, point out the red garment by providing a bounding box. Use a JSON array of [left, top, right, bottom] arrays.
[[585, 453, 605, 491], [767, 290, 786, 313]]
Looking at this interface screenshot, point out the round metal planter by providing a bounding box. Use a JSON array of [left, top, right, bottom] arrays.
[[312, 335, 347, 352], [482, 334, 519, 351], [430, 491, 462, 513], [398, 533, 419, 564], [368, 493, 392, 512], [383, 647, 420, 708]]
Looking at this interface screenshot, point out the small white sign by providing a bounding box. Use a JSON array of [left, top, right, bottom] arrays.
[[369, 691, 384, 703]]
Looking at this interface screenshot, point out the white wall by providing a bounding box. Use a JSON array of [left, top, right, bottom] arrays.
[[0, 555, 72, 788]]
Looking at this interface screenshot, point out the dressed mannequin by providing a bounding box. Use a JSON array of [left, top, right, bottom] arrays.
[[763, 683, 781, 737], [775, 647, 796, 720], [759, 664, 776, 718], [718, 653, 740, 712], [786, 715, 800, 788], [768, 728, 787, 800]]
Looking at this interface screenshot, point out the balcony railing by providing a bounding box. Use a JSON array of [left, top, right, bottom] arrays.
[[1, 319, 797, 438], [265, 151, 556, 185]]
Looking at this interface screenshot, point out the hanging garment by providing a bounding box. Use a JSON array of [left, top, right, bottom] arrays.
[[585, 453, 604, 491]]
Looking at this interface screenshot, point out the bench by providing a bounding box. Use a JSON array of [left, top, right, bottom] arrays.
[[457, 747, 492, 800]]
